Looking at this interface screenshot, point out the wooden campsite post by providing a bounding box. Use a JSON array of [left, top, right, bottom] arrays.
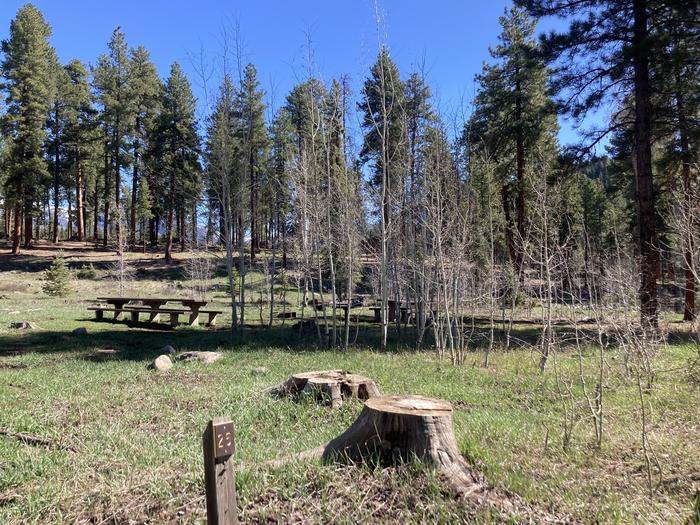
[[203, 418, 237, 524]]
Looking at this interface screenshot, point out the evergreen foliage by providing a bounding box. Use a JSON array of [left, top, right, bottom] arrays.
[[42, 251, 72, 296]]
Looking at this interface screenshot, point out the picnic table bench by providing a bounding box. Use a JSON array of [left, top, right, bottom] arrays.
[[90, 297, 222, 327]]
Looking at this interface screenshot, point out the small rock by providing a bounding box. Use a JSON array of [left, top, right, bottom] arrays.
[[176, 351, 223, 364], [251, 367, 268, 376], [148, 354, 173, 371], [161, 345, 176, 355], [10, 322, 38, 330], [72, 327, 88, 336]]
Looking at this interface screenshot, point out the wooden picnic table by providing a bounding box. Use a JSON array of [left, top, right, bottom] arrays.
[[97, 296, 208, 313], [94, 297, 218, 326]]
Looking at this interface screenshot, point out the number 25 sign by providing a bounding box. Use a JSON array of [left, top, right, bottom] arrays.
[[213, 421, 235, 459]]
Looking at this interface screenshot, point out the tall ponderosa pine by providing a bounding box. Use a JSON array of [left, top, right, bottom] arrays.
[[236, 63, 268, 260], [64, 59, 101, 242], [46, 52, 71, 244], [149, 63, 200, 261], [653, 8, 700, 320], [1, 3, 53, 254], [93, 27, 132, 246], [467, 7, 558, 277], [268, 106, 295, 269], [128, 46, 161, 248], [516, 0, 699, 327]]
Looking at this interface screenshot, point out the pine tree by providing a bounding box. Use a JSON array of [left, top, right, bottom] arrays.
[[93, 27, 133, 246], [64, 59, 101, 242], [149, 62, 200, 261], [1, 4, 53, 254], [268, 106, 295, 268], [358, 47, 406, 208], [42, 251, 72, 296], [236, 63, 268, 260], [653, 11, 700, 321], [358, 47, 406, 348], [135, 175, 153, 249], [516, 0, 699, 327], [128, 46, 161, 248], [46, 52, 71, 244], [467, 7, 558, 276]]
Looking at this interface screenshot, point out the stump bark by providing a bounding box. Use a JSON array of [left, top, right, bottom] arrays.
[[269, 370, 380, 408], [322, 395, 482, 496]]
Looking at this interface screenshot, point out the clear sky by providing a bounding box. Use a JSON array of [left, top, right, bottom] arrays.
[[0, 1, 579, 146]]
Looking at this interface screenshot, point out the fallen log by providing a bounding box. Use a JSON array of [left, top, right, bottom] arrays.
[[268, 370, 380, 408]]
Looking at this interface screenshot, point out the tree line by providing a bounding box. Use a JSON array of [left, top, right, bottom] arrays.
[[0, 1, 698, 343]]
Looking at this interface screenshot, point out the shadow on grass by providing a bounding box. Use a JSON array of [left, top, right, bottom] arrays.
[[0, 308, 694, 361]]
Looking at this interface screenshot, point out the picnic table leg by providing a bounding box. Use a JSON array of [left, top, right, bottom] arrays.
[[207, 312, 218, 327], [169, 312, 179, 327], [95, 310, 104, 321], [189, 311, 200, 326], [149, 311, 161, 323], [374, 309, 381, 322], [130, 311, 140, 323], [110, 300, 128, 321]]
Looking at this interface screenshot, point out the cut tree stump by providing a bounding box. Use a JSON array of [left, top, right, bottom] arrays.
[[257, 394, 577, 522], [268, 370, 380, 408], [322, 394, 482, 497]]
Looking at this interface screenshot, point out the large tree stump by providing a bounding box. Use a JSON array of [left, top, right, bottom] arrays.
[[259, 394, 575, 522], [269, 370, 380, 408], [322, 394, 482, 496]]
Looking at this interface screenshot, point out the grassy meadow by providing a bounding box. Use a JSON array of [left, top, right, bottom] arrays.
[[0, 242, 698, 524]]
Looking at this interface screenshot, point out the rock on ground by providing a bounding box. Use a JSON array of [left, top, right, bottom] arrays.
[[72, 327, 88, 335], [148, 354, 173, 371], [161, 345, 176, 355], [176, 351, 223, 364]]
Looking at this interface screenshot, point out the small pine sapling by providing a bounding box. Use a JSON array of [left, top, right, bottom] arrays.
[[42, 252, 72, 297]]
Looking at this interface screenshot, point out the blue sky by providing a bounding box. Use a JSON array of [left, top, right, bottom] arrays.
[[0, 1, 581, 146]]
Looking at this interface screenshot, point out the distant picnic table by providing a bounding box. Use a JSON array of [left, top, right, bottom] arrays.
[[89, 296, 222, 327]]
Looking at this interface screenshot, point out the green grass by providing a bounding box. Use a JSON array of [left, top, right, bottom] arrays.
[[0, 245, 699, 524]]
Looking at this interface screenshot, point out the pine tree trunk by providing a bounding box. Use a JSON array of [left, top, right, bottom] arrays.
[[67, 197, 72, 239], [633, 0, 659, 329], [23, 203, 33, 248], [52, 113, 60, 244], [130, 138, 138, 249], [180, 205, 186, 252], [93, 174, 99, 241], [192, 201, 197, 246], [149, 215, 156, 247], [250, 151, 257, 260], [11, 180, 22, 255], [103, 141, 110, 246], [76, 158, 84, 242], [165, 171, 175, 261]]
